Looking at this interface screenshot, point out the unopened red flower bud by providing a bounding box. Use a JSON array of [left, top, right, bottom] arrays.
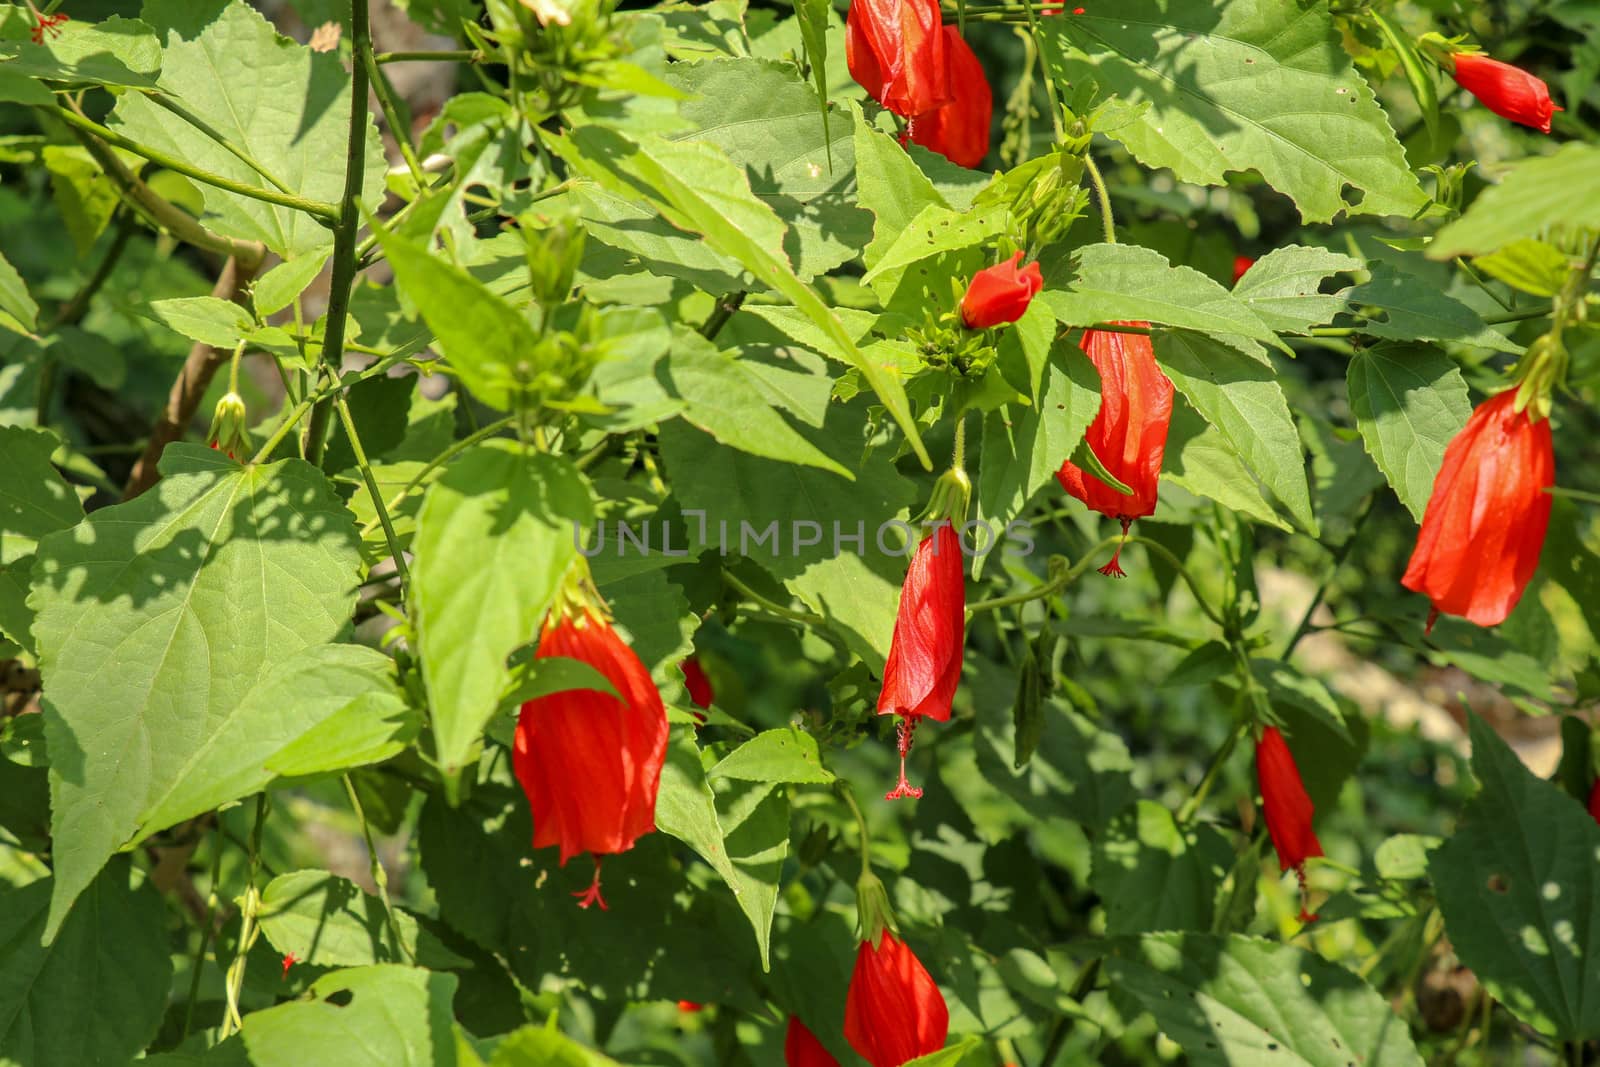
[[1231, 255, 1254, 285], [513, 599, 669, 911], [960, 252, 1043, 329], [784, 1015, 841, 1067], [845, 0, 949, 118], [844, 931, 949, 1067], [1401, 391, 1553, 630], [1055, 324, 1173, 576], [1451, 52, 1561, 134], [1256, 725, 1323, 922]]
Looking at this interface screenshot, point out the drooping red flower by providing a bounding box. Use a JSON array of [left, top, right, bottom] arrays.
[[681, 655, 712, 725], [785, 1015, 841, 1067], [1231, 255, 1254, 285], [877, 523, 965, 799], [845, 0, 949, 118], [960, 252, 1043, 329], [905, 27, 992, 169], [1055, 324, 1174, 576], [1401, 390, 1554, 631], [844, 931, 950, 1067], [1256, 725, 1323, 922], [513, 608, 669, 910], [1452, 52, 1561, 134], [1588, 778, 1600, 826]]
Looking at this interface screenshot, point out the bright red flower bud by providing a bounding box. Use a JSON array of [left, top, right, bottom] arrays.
[[1451, 52, 1561, 134], [785, 1015, 841, 1067], [1256, 725, 1323, 922], [1231, 255, 1254, 285], [845, 0, 949, 118], [513, 608, 669, 910], [844, 931, 949, 1067], [1588, 779, 1600, 826], [877, 524, 965, 799], [960, 252, 1043, 329], [1055, 324, 1173, 575], [1401, 391, 1554, 631], [681, 655, 712, 725], [677, 1000, 703, 1013], [905, 27, 993, 169]]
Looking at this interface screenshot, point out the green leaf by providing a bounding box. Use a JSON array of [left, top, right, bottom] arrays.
[[1092, 801, 1232, 936], [664, 57, 867, 280], [657, 402, 915, 669], [253, 251, 333, 316], [975, 347, 1101, 577], [1155, 330, 1316, 534], [1038, 1, 1426, 222], [1429, 143, 1600, 259], [1342, 263, 1521, 353], [552, 125, 929, 467], [904, 1038, 982, 1067], [0, 861, 172, 1066], [110, 0, 385, 256], [662, 331, 850, 476], [656, 730, 788, 969], [0, 14, 160, 87], [0, 426, 83, 543], [371, 225, 547, 411], [791, 0, 833, 166], [859, 201, 1008, 296], [1370, 11, 1440, 147], [974, 695, 1137, 833], [42, 145, 121, 258], [1429, 714, 1600, 1040], [1374, 834, 1440, 881], [258, 869, 468, 970], [241, 965, 459, 1067], [1471, 239, 1572, 299], [132, 643, 410, 835], [0, 249, 37, 333], [31, 446, 360, 937], [411, 442, 592, 781], [0, 553, 34, 653], [146, 295, 254, 348], [1043, 244, 1283, 355], [1107, 932, 1425, 1065], [489, 1026, 623, 1066], [852, 102, 947, 268], [1162, 400, 1293, 531], [1346, 344, 1471, 522], [1231, 245, 1361, 334], [709, 727, 835, 784]]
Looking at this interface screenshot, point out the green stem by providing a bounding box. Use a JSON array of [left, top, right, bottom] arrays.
[[722, 569, 826, 627], [966, 537, 1121, 615], [144, 93, 298, 195], [361, 46, 426, 185], [358, 415, 517, 535], [50, 105, 338, 221], [1083, 153, 1116, 245], [181, 818, 226, 1040], [250, 396, 314, 464], [337, 396, 411, 587], [699, 290, 747, 340], [64, 121, 264, 267], [219, 794, 268, 1040], [835, 779, 874, 872], [375, 49, 480, 64], [44, 213, 135, 332], [1280, 495, 1374, 659], [303, 0, 374, 467], [342, 775, 415, 964], [1016, 0, 1065, 142], [1176, 716, 1249, 824]]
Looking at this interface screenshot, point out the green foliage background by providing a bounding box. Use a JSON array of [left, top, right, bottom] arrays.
[[1, 0, 1600, 1064]]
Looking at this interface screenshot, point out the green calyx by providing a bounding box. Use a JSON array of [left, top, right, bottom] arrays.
[[921, 465, 972, 531], [855, 868, 896, 949], [207, 391, 251, 459]]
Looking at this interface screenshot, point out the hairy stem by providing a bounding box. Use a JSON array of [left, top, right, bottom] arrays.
[[1083, 153, 1116, 245], [343, 775, 415, 963], [303, 0, 374, 467], [337, 395, 411, 589]]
